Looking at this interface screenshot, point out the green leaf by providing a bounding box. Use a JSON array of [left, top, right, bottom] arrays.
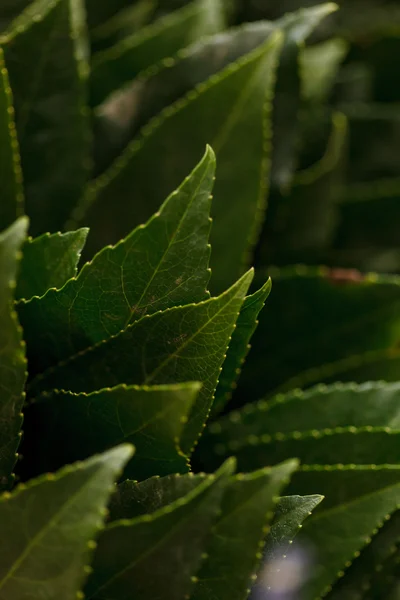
[[18, 147, 215, 373], [0, 49, 23, 231], [91, 0, 157, 51], [15, 228, 88, 301], [76, 32, 282, 290], [261, 110, 347, 267], [301, 38, 348, 104], [0, 444, 133, 600], [85, 0, 131, 31], [84, 458, 235, 600], [254, 495, 323, 597], [109, 473, 208, 521], [92, 19, 276, 176], [191, 460, 298, 600], [0, 217, 28, 488], [264, 494, 324, 561], [270, 3, 338, 192], [90, 0, 227, 106], [212, 278, 271, 415], [29, 269, 253, 453], [282, 466, 400, 599], [210, 429, 400, 472], [295, 475, 400, 599], [22, 382, 200, 480], [236, 267, 400, 402], [327, 511, 400, 600], [1, 0, 90, 234], [206, 382, 400, 450], [94, 5, 338, 180], [0, 1, 31, 32]]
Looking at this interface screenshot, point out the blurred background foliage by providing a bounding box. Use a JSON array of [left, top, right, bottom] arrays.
[[85, 0, 400, 276]]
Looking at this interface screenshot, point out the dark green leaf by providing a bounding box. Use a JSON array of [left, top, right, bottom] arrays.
[[327, 511, 400, 600], [213, 278, 271, 415], [207, 382, 400, 449], [29, 269, 253, 453], [93, 20, 276, 175], [0, 217, 28, 488], [301, 38, 348, 104], [264, 494, 324, 561], [94, 5, 339, 179], [0, 0, 31, 32], [19, 147, 215, 373], [77, 33, 282, 291], [16, 228, 88, 300], [1, 0, 90, 234], [211, 429, 400, 472], [90, 0, 227, 106], [90, 0, 157, 53], [258, 110, 347, 269], [0, 49, 23, 231], [282, 465, 400, 599], [109, 473, 208, 521], [23, 382, 200, 480], [84, 0, 131, 31], [191, 460, 298, 600], [84, 458, 235, 600], [0, 444, 133, 600], [236, 267, 400, 402], [254, 495, 323, 597], [270, 3, 338, 191], [296, 475, 400, 599]]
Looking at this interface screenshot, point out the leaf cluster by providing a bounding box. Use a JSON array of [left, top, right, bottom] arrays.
[[0, 1, 400, 599]]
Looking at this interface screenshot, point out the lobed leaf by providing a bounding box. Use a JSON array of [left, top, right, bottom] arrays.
[[29, 269, 253, 453], [1, 0, 90, 234], [0, 217, 28, 488], [84, 458, 235, 600], [22, 382, 200, 480], [90, 0, 227, 106], [16, 228, 88, 301], [77, 33, 283, 290], [0, 444, 133, 600], [0, 49, 23, 231], [18, 147, 215, 373]]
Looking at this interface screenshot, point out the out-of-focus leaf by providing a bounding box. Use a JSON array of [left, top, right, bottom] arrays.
[[78, 34, 282, 291], [90, 0, 226, 106], [236, 267, 400, 402], [301, 37, 348, 103], [270, 3, 338, 192], [0, 49, 23, 231], [1, 0, 90, 234]]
